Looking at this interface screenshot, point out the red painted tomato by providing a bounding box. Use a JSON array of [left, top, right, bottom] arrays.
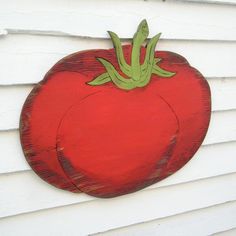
[[20, 20, 211, 197]]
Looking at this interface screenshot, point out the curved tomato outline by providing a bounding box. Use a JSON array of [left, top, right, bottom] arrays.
[[20, 45, 211, 197]]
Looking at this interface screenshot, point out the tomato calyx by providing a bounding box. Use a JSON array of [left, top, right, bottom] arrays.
[[88, 19, 176, 90]]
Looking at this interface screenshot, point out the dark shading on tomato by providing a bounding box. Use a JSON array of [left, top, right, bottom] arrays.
[[20, 20, 211, 197]]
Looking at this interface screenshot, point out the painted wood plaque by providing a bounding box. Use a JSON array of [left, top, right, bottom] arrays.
[[20, 20, 211, 198]]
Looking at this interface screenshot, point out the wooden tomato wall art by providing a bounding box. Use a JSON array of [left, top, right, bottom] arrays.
[[20, 20, 211, 198]]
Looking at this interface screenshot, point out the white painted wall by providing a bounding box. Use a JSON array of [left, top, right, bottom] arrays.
[[0, 0, 236, 235]]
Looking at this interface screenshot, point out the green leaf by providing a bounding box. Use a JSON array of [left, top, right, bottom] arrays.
[[131, 19, 150, 81], [142, 33, 161, 70], [133, 19, 149, 43], [137, 61, 153, 87], [87, 20, 175, 91], [108, 31, 131, 76], [152, 65, 176, 77], [87, 73, 111, 86], [154, 58, 162, 64], [141, 58, 161, 72], [96, 57, 136, 90]]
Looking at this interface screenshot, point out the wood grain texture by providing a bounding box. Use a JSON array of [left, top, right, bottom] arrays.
[[1, 142, 236, 218], [0, 78, 235, 131], [1, 110, 236, 175], [0, 35, 236, 85], [18, 44, 211, 197], [0, 173, 236, 235], [93, 201, 236, 236], [1, 0, 236, 40]]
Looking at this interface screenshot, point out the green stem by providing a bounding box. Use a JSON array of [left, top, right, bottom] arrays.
[[108, 31, 131, 76], [96, 58, 135, 90], [131, 19, 149, 81], [87, 19, 176, 90], [142, 33, 161, 72]]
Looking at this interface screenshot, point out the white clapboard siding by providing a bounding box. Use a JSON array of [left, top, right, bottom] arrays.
[[183, 0, 236, 5], [0, 0, 236, 41], [0, 130, 28, 174], [1, 141, 236, 219], [0, 35, 236, 85], [214, 228, 236, 236], [93, 201, 236, 236], [0, 110, 236, 174], [0, 79, 236, 130], [203, 110, 236, 145], [1, 0, 236, 235], [0, 173, 236, 236]]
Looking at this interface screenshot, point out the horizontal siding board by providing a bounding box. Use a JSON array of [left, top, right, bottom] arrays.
[[2, 0, 236, 11], [0, 85, 32, 130], [203, 110, 236, 145], [209, 78, 236, 111], [0, 79, 236, 131], [0, 130, 28, 174], [0, 173, 236, 235], [0, 2, 235, 235], [214, 228, 236, 236], [1, 35, 236, 85], [182, 0, 236, 5], [0, 1, 235, 235], [93, 201, 236, 236], [1, 141, 236, 218], [1, 0, 236, 41], [0, 110, 236, 174]]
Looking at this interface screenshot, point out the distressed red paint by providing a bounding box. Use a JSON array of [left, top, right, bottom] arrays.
[[20, 44, 211, 197], [20, 19, 210, 198]]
